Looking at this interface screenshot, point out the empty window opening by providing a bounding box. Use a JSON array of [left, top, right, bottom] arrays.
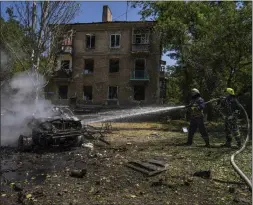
[[135, 59, 145, 70], [61, 60, 70, 70], [133, 29, 150, 44], [108, 86, 118, 99], [83, 86, 93, 100], [135, 59, 146, 78], [58, 85, 68, 99], [109, 59, 119, 73], [84, 59, 94, 74], [110, 34, 120, 48], [134, 86, 145, 101], [86, 34, 95, 49]]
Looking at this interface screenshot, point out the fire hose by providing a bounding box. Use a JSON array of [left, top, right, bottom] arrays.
[[204, 98, 252, 190]]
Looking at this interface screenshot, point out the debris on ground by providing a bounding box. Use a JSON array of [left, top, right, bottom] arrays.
[[126, 159, 168, 176], [193, 170, 211, 179], [69, 169, 87, 178], [0, 121, 251, 205]]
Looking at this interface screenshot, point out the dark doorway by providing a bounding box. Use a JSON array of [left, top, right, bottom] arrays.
[[83, 86, 93, 100], [134, 86, 145, 101], [58, 85, 68, 99], [108, 86, 118, 99]]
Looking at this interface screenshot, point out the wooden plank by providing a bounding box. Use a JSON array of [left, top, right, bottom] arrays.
[[128, 161, 156, 171], [126, 164, 168, 176], [146, 159, 168, 168], [148, 168, 168, 176], [126, 164, 151, 175]]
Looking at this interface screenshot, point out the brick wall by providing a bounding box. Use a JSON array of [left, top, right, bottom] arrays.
[[49, 21, 162, 106]]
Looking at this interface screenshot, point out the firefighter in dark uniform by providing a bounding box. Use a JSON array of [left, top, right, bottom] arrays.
[[186, 88, 210, 147], [218, 88, 241, 148]]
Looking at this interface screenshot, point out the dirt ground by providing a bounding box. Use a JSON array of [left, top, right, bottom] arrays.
[[1, 121, 252, 205]]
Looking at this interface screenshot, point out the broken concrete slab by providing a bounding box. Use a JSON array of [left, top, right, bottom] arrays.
[[126, 159, 168, 176]]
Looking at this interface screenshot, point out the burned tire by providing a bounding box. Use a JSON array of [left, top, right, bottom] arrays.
[[18, 135, 33, 152], [75, 135, 85, 147]]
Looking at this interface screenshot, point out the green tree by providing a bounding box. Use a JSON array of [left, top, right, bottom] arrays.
[[133, 1, 252, 119]]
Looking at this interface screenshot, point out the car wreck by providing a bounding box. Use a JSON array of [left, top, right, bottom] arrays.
[[17, 107, 85, 151]]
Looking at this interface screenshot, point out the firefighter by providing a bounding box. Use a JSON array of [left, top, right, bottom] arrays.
[[186, 88, 210, 147], [218, 88, 241, 148]]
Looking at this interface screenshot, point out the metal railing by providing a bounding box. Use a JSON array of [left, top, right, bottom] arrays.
[[130, 70, 149, 80], [131, 44, 150, 52]]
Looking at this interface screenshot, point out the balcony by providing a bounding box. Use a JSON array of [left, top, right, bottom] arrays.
[[59, 45, 72, 54], [52, 69, 72, 82], [131, 44, 150, 54], [130, 70, 149, 81]]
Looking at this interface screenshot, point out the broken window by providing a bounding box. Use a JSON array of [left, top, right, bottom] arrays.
[[134, 86, 145, 101], [109, 59, 119, 73], [86, 34, 95, 49], [83, 86, 93, 100], [110, 34, 120, 48], [133, 29, 150, 44], [108, 86, 118, 99], [84, 59, 94, 74], [58, 85, 68, 99], [135, 59, 146, 78], [61, 60, 70, 70]]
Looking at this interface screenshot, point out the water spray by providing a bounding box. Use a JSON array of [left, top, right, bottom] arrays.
[[81, 105, 186, 125]]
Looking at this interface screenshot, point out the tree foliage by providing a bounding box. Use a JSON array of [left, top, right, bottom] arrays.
[[1, 2, 80, 90], [132, 1, 252, 119]]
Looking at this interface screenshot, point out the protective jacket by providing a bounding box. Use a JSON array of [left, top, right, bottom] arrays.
[[218, 95, 241, 147], [189, 95, 205, 119], [219, 95, 240, 119]]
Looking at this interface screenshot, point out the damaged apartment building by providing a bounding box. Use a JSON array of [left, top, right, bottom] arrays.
[[46, 5, 167, 106]]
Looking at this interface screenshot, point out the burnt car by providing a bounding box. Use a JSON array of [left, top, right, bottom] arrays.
[[18, 107, 85, 151]]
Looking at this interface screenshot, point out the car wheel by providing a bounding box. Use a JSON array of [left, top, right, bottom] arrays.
[[75, 135, 85, 147], [18, 135, 33, 152]]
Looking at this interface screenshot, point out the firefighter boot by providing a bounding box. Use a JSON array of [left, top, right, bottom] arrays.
[[235, 136, 242, 148], [221, 135, 232, 147], [204, 138, 210, 147]]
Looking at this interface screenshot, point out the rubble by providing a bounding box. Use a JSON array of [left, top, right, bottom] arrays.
[[193, 170, 211, 179], [69, 169, 87, 178]]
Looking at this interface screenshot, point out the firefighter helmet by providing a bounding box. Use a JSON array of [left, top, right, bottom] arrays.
[[191, 88, 200, 96], [226, 88, 235, 95]]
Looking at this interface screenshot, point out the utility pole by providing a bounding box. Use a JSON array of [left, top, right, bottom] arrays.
[[126, 1, 128, 21], [31, 1, 37, 72]]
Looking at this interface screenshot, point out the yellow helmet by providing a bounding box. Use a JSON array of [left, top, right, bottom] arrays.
[[226, 88, 235, 95]]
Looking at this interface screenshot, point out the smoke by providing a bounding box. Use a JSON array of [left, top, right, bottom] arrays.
[[1, 71, 54, 146]]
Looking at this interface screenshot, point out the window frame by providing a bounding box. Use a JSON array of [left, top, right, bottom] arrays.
[[83, 59, 94, 74], [86, 34, 96, 49], [110, 34, 121, 48], [132, 29, 150, 44]]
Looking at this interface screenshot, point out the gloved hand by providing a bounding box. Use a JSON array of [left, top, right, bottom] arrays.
[[191, 104, 199, 111], [216, 96, 225, 105], [185, 103, 193, 109]]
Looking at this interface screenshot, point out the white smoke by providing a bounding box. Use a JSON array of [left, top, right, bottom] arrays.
[[1, 71, 54, 146]]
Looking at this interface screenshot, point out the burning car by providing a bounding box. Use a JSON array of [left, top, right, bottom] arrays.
[[17, 107, 85, 151]]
